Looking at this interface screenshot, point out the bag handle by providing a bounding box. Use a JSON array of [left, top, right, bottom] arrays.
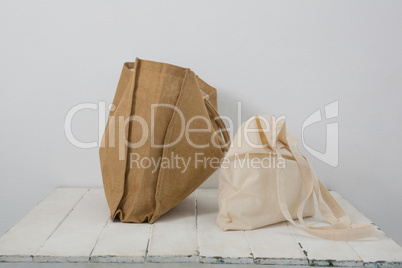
[[204, 98, 231, 152], [288, 144, 352, 227], [255, 115, 375, 240], [255, 115, 350, 225]]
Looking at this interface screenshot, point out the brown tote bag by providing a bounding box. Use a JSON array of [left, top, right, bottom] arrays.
[[99, 58, 230, 223]]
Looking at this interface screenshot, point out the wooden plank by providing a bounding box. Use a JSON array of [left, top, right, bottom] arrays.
[[287, 192, 363, 267], [331, 192, 402, 267], [0, 188, 89, 263], [90, 220, 151, 263], [288, 220, 362, 267], [196, 189, 253, 264], [354, 230, 402, 268], [1, 187, 402, 266], [34, 188, 109, 262], [245, 222, 308, 265], [147, 193, 198, 263]]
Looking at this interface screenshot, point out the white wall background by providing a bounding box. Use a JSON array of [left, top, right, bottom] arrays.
[[1, 0, 401, 245]]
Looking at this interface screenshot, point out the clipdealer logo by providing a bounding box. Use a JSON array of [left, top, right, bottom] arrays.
[[301, 100, 339, 167], [64, 100, 339, 167]]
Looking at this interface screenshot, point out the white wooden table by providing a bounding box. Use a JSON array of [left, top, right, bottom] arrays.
[[0, 188, 402, 267]]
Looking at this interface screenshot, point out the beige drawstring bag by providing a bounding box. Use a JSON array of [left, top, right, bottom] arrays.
[[217, 115, 375, 240]]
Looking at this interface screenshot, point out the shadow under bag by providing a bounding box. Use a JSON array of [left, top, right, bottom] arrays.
[[100, 58, 230, 223], [217, 115, 374, 240]]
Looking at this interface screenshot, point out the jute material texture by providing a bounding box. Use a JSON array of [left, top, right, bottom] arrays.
[[100, 58, 230, 223]]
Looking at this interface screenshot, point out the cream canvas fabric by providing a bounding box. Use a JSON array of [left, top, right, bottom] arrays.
[[217, 115, 375, 240]]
